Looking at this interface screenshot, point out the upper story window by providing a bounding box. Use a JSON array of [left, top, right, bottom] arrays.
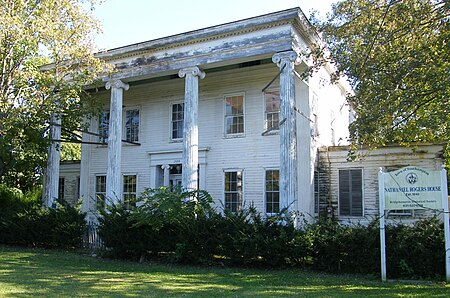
[[224, 95, 244, 135], [224, 170, 243, 212], [265, 169, 280, 214], [339, 169, 363, 217], [125, 108, 139, 142], [98, 111, 110, 144], [171, 103, 184, 140], [264, 90, 280, 132]]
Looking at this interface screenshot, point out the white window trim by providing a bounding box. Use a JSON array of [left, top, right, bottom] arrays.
[[123, 106, 141, 144], [122, 173, 138, 209], [169, 101, 184, 142], [262, 89, 280, 136], [223, 92, 245, 138], [97, 110, 110, 146], [94, 174, 107, 211], [264, 168, 280, 216], [314, 170, 320, 215], [337, 168, 365, 218], [223, 168, 244, 212]]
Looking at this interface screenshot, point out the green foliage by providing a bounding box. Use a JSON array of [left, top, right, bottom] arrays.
[[0, 0, 108, 189], [312, 0, 449, 148], [97, 188, 446, 278], [386, 217, 445, 278], [304, 219, 380, 274], [0, 185, 86, 248], [0, 184, 24, 214]]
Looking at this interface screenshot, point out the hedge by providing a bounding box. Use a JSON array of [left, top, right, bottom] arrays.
[[97, 187, 446, 279]]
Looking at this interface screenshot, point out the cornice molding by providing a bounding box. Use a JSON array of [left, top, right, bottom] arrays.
[[96, 9, 302, 62]]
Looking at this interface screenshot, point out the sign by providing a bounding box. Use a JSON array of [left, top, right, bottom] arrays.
[[383, 166, 442, 210], [378, 166, 450, 282]]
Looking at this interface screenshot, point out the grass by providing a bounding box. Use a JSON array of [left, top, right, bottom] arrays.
[[0, 245, 449, 297]]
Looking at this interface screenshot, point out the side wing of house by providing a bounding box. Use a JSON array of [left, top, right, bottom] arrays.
[[318, 143, 446, 224]]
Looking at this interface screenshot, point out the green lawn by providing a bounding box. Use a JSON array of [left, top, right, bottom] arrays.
[[0, 245, 448, 297]]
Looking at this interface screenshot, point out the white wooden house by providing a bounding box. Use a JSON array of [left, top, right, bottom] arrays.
[[46, 7, 445, 224]]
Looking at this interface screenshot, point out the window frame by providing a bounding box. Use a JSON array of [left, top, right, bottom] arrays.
[[263, 89, 280, 134], [170, 102, 184, 142], [98, 110, 110, 144], [224, 169, 243, 212], [123, 174, 137, 210], [265, 168, 280, 215], [124, 107, 140, 143], [223, 93, 245, 137], [58, 177, 65, 204], [338, 168, 364, 217], [314, 170, 320, 214], [95, 175, 107, 210]]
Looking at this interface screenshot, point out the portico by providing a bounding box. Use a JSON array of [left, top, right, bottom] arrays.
[[45, 8, 342, 223]]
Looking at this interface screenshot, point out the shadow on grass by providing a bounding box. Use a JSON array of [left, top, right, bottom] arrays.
[[0, 245, 448, 297]]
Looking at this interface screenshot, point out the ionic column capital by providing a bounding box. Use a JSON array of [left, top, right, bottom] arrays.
[[105, 79, 129, 91], [178, 66, 206, 79], [272, 51, 300, 68]]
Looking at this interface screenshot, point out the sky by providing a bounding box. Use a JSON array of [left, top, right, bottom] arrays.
[[93, 0, 337, 51]]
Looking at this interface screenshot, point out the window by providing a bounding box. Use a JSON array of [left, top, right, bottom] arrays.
[[123, 175, 137, 210], [224, 95, 244, 135], [95, 175, 106, 210], [314, 170, 320, 214], [264, 90, 280, 131], [76, 176, 80, 199], [125, 109, 139, 142], [339, 169, 363, 216], [58, 177, 65, 204], [98, 111, 110, 144], [224, 171, 243, 212], [265, 170, 280, 214], [171, 103, 184, 140]]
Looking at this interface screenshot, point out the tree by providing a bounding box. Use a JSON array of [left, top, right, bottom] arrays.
[[312, 0, 449, 149], [0, 0, 107, 189]]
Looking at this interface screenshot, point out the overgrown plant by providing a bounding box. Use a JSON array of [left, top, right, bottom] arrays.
[[96, 188, 446, 279], [0, 186, 86, 248]]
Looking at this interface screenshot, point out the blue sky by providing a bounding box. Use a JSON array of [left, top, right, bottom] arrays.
[[93, 0, 337, 50]]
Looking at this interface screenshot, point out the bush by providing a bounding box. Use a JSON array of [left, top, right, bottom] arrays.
[[0, 185, 86, 248], [95, 187, 446, 279], [386, 217, 444, 278], [0, 184, 24, 215]]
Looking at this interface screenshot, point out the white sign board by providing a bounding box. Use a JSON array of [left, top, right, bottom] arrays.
[[378, 166, 450, 282], [383, 166, 442, 210]]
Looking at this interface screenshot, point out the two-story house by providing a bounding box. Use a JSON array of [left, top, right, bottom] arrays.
[[47, 7, 446, 224]]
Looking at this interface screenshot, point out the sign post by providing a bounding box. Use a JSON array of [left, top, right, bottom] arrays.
[[441, 166, 450, 282], [378, 168, 387, 281], [379, 166, 449, 282]]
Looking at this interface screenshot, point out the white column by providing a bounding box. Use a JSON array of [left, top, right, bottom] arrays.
[[178, 66, 205, 192], [44, 113, 61, 207], [162, 164, 171, 187], [105, 79, 129, 203], [272, 51, 300, 213]]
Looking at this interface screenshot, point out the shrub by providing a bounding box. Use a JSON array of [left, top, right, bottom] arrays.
[[95, 187, 446, 279], [98, 187, 219, 262], [386, 217, 444, 278], [0, 185, 86, 248], [0, 184, 24, 215]]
